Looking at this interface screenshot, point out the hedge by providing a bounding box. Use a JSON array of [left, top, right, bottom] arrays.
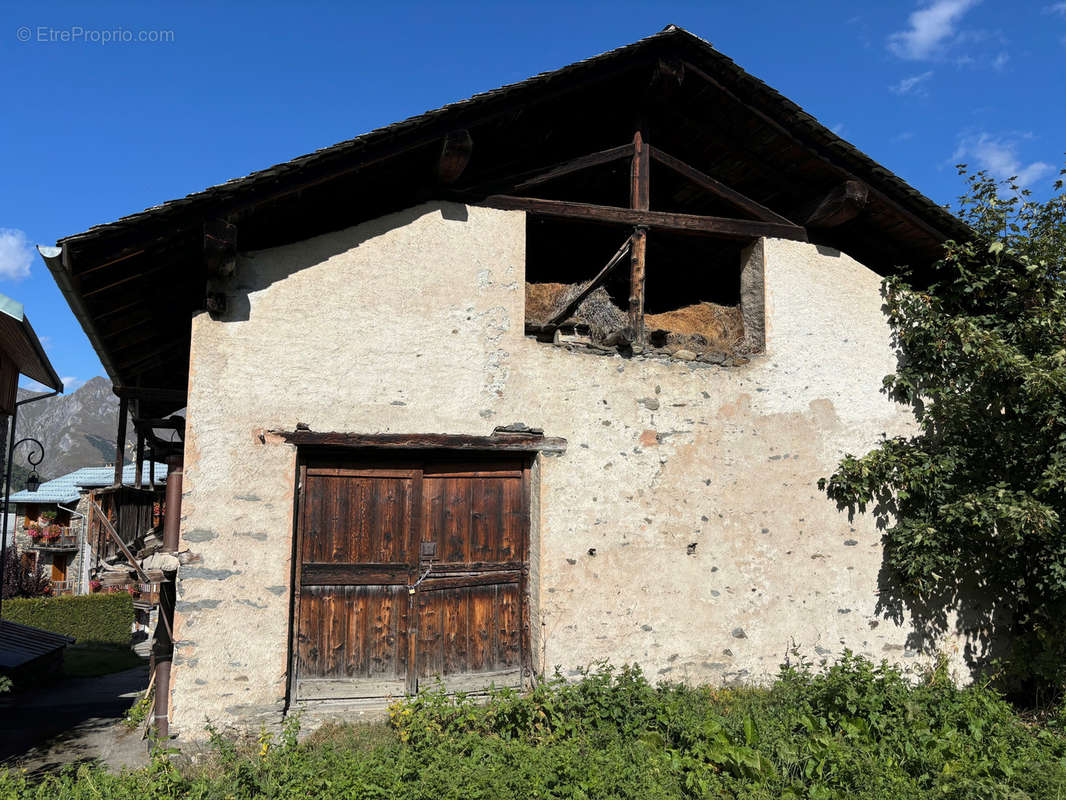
[[1, 592, 133, 645]]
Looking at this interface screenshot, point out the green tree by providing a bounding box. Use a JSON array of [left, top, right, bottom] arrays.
[[819, 165, 1066, 701]]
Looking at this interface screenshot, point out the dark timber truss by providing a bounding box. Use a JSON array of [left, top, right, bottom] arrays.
[[481, 131, 807, 347], [42, 25, 970, 417]]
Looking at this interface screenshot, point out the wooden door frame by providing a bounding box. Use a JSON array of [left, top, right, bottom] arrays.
[[285, 447, 536, 705]]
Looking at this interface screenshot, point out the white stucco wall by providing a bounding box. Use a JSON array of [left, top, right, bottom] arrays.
[[171, 202, 977, 736]]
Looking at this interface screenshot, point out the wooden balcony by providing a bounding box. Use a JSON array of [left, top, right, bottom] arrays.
[[49, 579, 74, 596], [132, 582, 160, 608], [27, 530, 79, 551]]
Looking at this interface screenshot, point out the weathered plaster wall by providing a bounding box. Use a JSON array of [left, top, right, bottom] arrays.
[[172, 202, 977, 736]]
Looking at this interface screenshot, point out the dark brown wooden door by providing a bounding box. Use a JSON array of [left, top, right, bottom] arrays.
[[292, 458, 528, 700]]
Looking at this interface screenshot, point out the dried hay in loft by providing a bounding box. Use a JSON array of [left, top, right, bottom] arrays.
[[525, 282, 746, 356], [525, 282, 569, 322], [645, 302, 746, 354], [525, 281, 627, 343]]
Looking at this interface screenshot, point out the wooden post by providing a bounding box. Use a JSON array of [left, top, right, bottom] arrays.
[[629, 130, 650, 349], [628, 228, 647, 349], [113, 396, 128, 486], [631, 130, 649, 211], [135, 430, 144, 489], [154, 453, 184, 740]]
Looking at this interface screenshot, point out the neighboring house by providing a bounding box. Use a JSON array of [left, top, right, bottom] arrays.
[[10, 463, 166, 596], [43, 26, 980, 737], [0, 291, 67, 680]]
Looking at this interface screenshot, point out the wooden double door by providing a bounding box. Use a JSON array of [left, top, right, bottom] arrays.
[[291, 456, 530, 700]]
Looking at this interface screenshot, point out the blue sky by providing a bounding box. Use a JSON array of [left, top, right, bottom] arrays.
[[1, 1, 1063, 392]]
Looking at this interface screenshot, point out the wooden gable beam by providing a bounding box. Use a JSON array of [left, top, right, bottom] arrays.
[[680, 59, 949, 244], [804, 180, 870, 228], [204, 219, 237, 278], [480, 195, 808, 241], [435, 130, 474, 184], [510, 143, 634, 192], [453, 143, 633, 199], [648, 145, 796, 226], [629, 130, 649, 348], [545, 235, 632, 328]]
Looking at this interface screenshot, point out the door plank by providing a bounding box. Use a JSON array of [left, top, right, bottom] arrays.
[[301, 563, 408, 586], [443, 587, 466, 675], [498, 583, 520, 668]]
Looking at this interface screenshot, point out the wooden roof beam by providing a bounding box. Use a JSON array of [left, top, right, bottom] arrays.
[[804, 180, 870, 228], [435, 130, 474, 184], [648, 145, 796, 226], [680, 59, 950, 244], [459, 142, 634, 198], [480, 195, 808, 241]]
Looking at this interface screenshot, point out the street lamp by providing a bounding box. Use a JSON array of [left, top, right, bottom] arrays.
[[16, 439, 44, 492], [0, 437, 46, 614]]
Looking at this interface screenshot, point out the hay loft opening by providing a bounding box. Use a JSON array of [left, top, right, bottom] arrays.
[[525, 215, 764, 360], [495, 131, 793, 363]]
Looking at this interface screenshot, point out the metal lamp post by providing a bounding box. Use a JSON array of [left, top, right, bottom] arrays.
[[0, 437, 45, 617]]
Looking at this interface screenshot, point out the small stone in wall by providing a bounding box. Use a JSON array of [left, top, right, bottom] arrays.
[[731, 628, 747, 639], [672, 349, 697, 361], [844, 539, 858, 546]]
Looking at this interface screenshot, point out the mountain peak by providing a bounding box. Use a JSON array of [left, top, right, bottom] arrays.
[[12, 376, 133, 480]]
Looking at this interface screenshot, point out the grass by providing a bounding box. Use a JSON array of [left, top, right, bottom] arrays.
[[1, 653, 1065, 799], [62, 642, 145, 679]]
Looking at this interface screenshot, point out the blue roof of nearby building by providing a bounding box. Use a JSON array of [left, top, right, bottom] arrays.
[[9, 462, 167, 505]]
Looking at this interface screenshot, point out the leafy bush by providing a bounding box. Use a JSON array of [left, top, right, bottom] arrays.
[[820, 166, 1066, 700], [1, 656, 1064, 799], [1, 546, 52, 599], [1, 592, 132, 645]]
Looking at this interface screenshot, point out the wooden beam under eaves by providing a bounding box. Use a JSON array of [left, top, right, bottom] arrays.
[[204, 219, 237, 278], [804, 180, 870, 228], [647, 146, 796, 226], [480, 195, 808, 241], [435, 130, 474, 184], [510, 143, 634, 192]]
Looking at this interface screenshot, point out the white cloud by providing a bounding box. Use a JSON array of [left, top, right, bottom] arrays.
[[888, 0, 981, 60], [992, 51, 1009, 70], [890, 70, 934, 95], [61, 376, 82, 391], [952, 132, 1054, 187], [830, 122, 847, 135], [0, 228, 34, 281], [19, 379, 50, 393], [892, 131, 916, 142], [1044, 3, 1066, 16]]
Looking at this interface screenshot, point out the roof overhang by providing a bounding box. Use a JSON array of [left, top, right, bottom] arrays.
[[0, 291, 63, 393], [45, 25, 971, 416]]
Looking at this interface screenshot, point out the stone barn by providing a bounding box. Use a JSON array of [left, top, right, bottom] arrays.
[[42, 26, 978, 737]]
